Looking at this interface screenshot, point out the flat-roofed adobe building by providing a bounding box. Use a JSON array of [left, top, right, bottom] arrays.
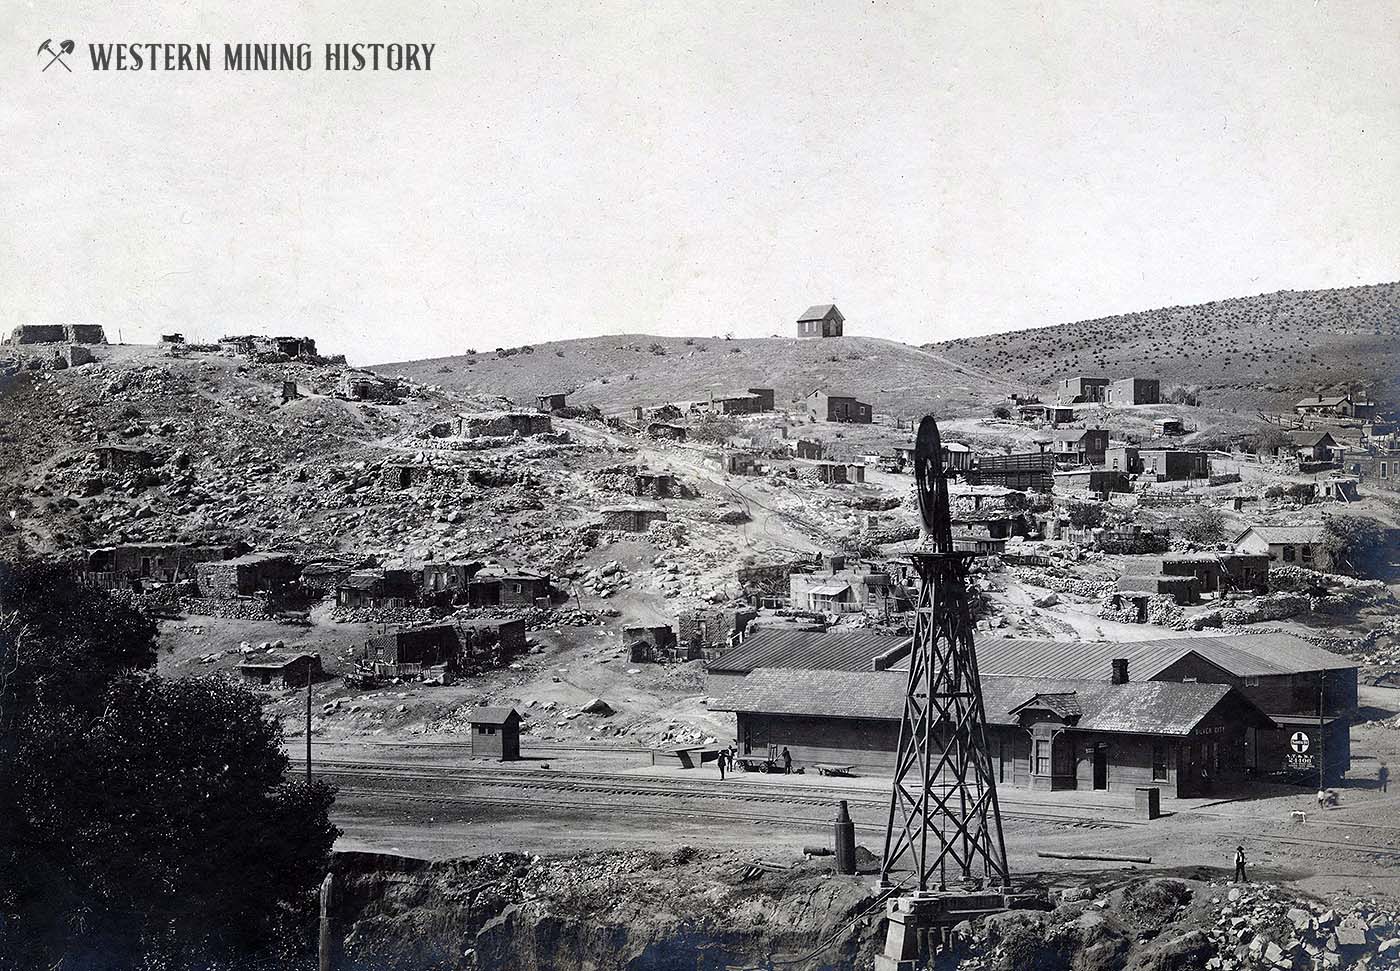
[[807, 390, 872, 424]]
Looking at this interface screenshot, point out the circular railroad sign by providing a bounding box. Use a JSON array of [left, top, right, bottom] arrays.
[[1290, 731, 1311, 754]]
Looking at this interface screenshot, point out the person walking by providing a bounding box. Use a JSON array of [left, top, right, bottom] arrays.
[[1233, 845, 1247, 883], [1380, 763, 1389, 794], [781, 747, 792, 775]]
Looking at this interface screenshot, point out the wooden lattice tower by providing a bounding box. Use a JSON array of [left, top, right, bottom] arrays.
[[880, 415, 1011, 893]]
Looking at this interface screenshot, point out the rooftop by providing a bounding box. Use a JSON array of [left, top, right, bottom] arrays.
[[1234, 524, 1328, 546], [713, 669, 1248, 737], [797, 304, 841, 322], [708, 628, 910, 675]]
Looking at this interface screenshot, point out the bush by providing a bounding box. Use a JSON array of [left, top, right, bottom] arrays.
[[649, 343, 666, 356], [991, 405, 1012, 420], [1323, 516, 1393, 575], [1179, 504, 1226, 544], [1067, 500, 1106, 529]]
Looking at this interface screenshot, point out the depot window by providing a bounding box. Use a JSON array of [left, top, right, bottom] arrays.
[[1152, 743, 1168, 782], [1034, 739, 1050, 776]]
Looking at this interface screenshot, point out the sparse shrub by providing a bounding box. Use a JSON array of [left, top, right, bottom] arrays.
[[991, 405, 1012, 420], [687, 415, 741, 443], [1067, 500, 1105, 529], [555, 350, 565, 357], [649, 343, 666, 356], [1179, 504, 1226, 544]]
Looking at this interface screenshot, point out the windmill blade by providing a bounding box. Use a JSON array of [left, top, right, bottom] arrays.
[[913, 415, 952, 550]]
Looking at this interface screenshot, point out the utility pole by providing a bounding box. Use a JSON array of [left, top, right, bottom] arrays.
[[1318, 676, 1326, 792], [306, 661, 313, 785]]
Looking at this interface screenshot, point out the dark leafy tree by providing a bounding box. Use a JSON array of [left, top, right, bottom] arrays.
[[0, 564, 337, 971]]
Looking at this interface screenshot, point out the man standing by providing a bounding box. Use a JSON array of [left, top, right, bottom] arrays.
[[1234, 845, 1247, 883], [1380, 763, 1390, 794], [781, 746, 792, 775], [717, 749, 726, 781]]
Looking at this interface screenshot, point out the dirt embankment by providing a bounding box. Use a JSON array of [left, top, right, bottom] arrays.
[[328, 851, 1400, 971], [329, 848, 880, 971]]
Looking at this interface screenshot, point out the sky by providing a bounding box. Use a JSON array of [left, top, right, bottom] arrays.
[[2, 1, 1397, 365]]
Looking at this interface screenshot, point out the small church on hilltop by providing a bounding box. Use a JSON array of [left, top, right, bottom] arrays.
[[796, 304, 844, 339]]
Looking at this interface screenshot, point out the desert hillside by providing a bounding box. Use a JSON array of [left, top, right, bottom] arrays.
[[379, 335, 1022, 419], [929, 283, 1400, 411]]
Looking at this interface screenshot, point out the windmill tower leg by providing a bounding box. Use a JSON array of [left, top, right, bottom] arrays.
[[875, 416, 1017, 970]]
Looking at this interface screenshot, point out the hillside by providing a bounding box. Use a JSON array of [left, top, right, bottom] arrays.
[[929, 283, 1400, 412], [379, 335, 1021, 419]]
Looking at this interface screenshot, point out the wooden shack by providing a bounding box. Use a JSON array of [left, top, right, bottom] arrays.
[[469, 707, 521, 761]]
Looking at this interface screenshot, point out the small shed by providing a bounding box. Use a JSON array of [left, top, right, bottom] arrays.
[[237, 653, 323, 689], [469, 707, 521, 761], [537, 392, 568, 413]]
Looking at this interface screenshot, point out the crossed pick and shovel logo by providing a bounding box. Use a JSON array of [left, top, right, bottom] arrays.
[[38, 38, 75, 72]]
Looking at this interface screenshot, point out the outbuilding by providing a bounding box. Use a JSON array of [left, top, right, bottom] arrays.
[[237, 653, 324, 689], [469, 707, 521, 760]]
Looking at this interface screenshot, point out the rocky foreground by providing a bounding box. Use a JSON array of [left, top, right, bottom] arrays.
[[328, 849, 1400, 971]]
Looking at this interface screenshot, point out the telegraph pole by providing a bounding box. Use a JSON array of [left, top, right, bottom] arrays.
[[1318, 676, 1326, 792], [306, 661, 313, 784]]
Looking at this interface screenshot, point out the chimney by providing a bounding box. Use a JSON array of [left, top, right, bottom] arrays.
[[1111, 658, 1129, 685]]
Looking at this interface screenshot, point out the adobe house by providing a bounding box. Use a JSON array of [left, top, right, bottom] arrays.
[[625, 625, 682, 662], [1050, 429, 1110, 466], [93, 445, 154, 475], [1057, 376, 1110, 404], [86, 543, 239, 585], [537, 392, 568, 412], [1116, 572, 1202, 605], [646, 422, 688, 441], [459, 617, 528, 659], [806, 390, 872, 424], [466, 568, 552, 607], [799, 460, 849, 485], [469, 707, 521, 761], [795, 304, 845, 338], [1233, 524, 1332, 571], [746, 388, 776, 411], [1106, 446, 1140, 474], [789, 439, 824, 460], [1016, 403, 1077, 426], [458, 412, 554, 438], [195, 552, 300, 599], [1158, 553, 1270, 595], [237, 653, 323, 689], [599, 504, 668, 532], [1108, 377, 1161, 405], [65, 324, 108, 344], [633, 469, 675, 498], [335, 567, 420, 608], [363, 625, 461, 669], [704, 392, 765, 416], [1138, 449, 1209, 481], [1294, 394, 1375, 421], [10, 324, 68, 344], [1154, 418, 1185, 437], [419, 559, 486, 599]]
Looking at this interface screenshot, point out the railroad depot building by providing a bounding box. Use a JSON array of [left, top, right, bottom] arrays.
[[709, 631, 1356, 796]]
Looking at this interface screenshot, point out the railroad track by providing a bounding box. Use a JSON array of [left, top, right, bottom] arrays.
[[319, 759, 1133, 831]]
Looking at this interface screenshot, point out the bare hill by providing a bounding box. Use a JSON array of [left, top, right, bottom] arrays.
[[929, 283, 1400, 411], [380, 335, 1020, 418]]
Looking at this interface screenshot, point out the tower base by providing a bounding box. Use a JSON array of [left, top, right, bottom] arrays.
[[874, 890, 1014, 971]]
